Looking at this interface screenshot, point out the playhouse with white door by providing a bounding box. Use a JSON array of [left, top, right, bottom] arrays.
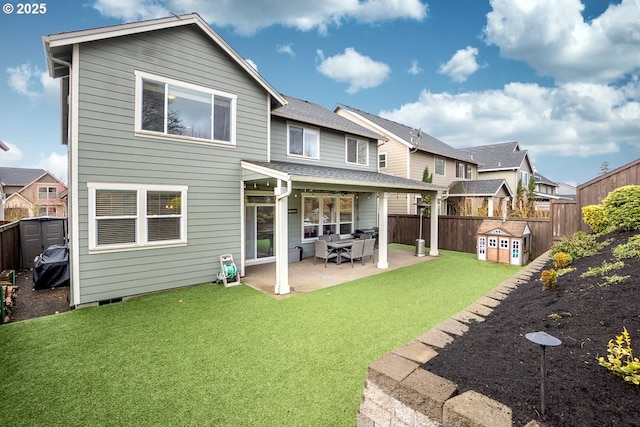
[[476, 219, 531, 266]]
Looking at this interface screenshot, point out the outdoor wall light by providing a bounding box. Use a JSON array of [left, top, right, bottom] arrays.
[[525, 331, 562, 416]]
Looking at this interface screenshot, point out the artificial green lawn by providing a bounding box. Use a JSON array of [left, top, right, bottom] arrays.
[[0, 249, 520, 427]]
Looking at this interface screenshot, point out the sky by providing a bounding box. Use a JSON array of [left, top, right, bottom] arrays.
[[0, 0, 639, 187]]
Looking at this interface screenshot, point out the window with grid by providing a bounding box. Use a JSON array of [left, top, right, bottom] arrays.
[[379, 153, 387, 169], [135, 71, 236, 144], [346, 137, 368, 166], [89, 184, 187, 250]]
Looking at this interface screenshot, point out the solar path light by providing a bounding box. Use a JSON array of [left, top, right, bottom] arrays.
[[525, 331, 562, 416]]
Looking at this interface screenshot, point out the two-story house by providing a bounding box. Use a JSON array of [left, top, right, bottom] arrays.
[[43, 14, 444, 306], [335, 105, 512, 216], [0, 167, 67, 221]]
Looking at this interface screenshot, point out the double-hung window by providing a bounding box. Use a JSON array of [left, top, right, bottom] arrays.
[[135, 71, 236, 145], [435, 157, 445, 175], [379, 153, 387, 169], [346, 137, 368, 166], [88, 183, 188, 251], [288, 124, 319, 159], [38, 186, 57, 199]]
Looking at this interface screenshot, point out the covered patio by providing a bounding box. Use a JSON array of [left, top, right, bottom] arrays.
[[242, 246, 435, 299]]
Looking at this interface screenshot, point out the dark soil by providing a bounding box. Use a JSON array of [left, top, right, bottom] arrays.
[[7, 269, 70, 322], [425, 229, 640, 427]]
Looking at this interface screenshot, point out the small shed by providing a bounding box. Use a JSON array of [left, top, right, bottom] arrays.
[[477, 219, 531, 266]]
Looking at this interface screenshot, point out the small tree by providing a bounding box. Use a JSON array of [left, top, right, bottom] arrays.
[[420, 166, 433, 215]]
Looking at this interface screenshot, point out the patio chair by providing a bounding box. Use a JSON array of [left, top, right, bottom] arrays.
[[363, 237, 375, 264], [319, 234, 331, 242], [314, 239, 338, 267], [340, 239, 365, 267]]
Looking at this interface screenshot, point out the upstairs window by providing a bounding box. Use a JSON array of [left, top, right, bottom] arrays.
[[135, 71, 236, 145], [379, 152, 387, 169], [288, 124, 319, 159], [455, 162, 473, 179], [346, 137, 368, 166], [435, 157, 445, 175], [38, 186, 57, 199]]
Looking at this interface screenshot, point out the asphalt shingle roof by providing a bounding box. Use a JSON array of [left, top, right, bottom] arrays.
[[0, 167, 46, 186], [448, 179, 513, 197], [272, 96, 384, 141], [338, 105, 476, 164], [461, 141, 527, 170], [243, 160, 446, 192]]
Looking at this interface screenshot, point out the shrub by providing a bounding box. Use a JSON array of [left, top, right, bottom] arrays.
[[580, 260, 625, 278], [603, 185, 640, 231], [613, 235, 640, 260], [551, 231, 603, 260], [581, 204, 609, 233], [598, 327, 640, 385], [540, 269, 557, 291], [552, 252, 573, 269]]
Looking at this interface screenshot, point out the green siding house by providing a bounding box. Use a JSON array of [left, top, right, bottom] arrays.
[[43, 14, 444, 306]]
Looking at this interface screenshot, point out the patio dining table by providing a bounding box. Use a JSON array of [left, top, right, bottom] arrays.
[[326, 239, 354, 265]]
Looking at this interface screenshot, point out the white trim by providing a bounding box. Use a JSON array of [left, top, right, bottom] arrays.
[[378, 152, 387, 170], [434, 156, 445, 176], [134, 70, 237, 146], [70, 44, 80, 306], [87, 183, 188, 252]]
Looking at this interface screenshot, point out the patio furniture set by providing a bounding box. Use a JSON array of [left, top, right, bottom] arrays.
[[313, 234, 376, 267]]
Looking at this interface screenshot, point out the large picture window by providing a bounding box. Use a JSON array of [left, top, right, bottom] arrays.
[[135, 71, 236, 144], [88, 183, 187, 251], [302, 194, 353, 240], [288, 124, 319, 159], [346, 137, 368, 166]]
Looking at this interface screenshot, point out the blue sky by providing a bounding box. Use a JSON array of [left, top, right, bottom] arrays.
[[1, 0, 639, 187]]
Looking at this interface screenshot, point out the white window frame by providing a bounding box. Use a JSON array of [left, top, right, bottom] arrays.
[[38, 186, 57, 199], [301, 193, 354, 242], [287, 123, 320, 159], [379, 152, 387, 169], [134, 70, 237, 146], [87, 183, 188, 252], [520, 171, 529, 186], [435, 157, 445, 176], [345, 136, 369, 166]]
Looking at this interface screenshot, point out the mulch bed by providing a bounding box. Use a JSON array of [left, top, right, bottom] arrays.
[[425, 229, 640, 426], [7, 269, 70, 323]]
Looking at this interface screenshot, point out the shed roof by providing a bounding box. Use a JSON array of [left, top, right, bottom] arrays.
[[477, 219, 531, 237]]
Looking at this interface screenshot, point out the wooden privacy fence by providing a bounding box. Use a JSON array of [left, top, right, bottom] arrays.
[[388, 215, 553, 261], [0, 221, 20, 272], [550, 201, 578, 240]]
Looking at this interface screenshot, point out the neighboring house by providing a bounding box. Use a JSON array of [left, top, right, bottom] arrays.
[[462, 141, 535, 210], [533, 172, 564, 211], [43, 14, 445, 306], [556, 182, 577, 200], [334, 105, 511, 216], [0, 167, 67, 220]]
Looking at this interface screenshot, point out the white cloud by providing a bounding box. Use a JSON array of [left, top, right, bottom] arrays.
[[6, 63, 59, 104], [316, 48, 390, 94], [438, 46, 479, 83], [484, 0, 640, 84], [0, 141, 23, 162], [33, 152, 68, 184], [379, 79, 640, 160], [276, 44, 295, 56], [93, 0, 427, 35], [408, 60, 422, 75]]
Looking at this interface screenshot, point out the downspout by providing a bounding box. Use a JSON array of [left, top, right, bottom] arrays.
[[274, 179, 292, 294]]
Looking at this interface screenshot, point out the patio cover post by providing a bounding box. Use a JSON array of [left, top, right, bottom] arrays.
[[274, 179, 290, 294], [429, 191, 439, 256], [377, 192, 389, 269]]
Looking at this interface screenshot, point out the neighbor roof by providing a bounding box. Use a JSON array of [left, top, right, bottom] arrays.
[[336, 104, 476, 163], [42, 13, 286, 107], [462, 141, 529, 171], [242, 160, 447, 193], [448, 179, 513, 197], [272, 96, 384, 141], [534, 172, 558, 187], [0, 167, 47, 186]]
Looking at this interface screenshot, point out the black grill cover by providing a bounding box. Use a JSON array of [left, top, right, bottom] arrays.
[[32, 245, 70, 290]]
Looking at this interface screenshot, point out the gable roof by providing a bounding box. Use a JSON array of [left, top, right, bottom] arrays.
[[42, 13, 286, 107], [272, 96, 383, 141], [242, 160, 447, 193], [477, 219, 531, 237], [534, 172, 558, 187], [462, 141, 530, 171], [448, 179, 513, 197], [336, 105, 477, 164], [0, 167, 47, 186]]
